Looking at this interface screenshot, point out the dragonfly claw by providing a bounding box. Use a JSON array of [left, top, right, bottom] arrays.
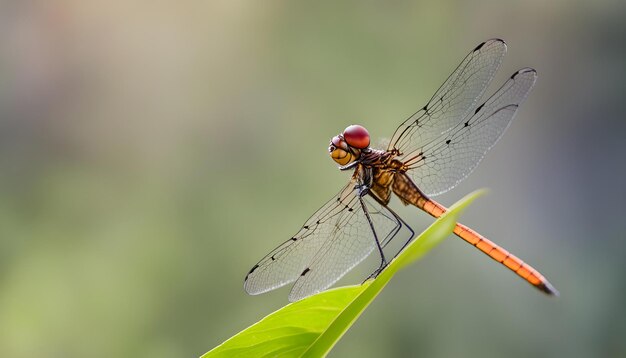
[[363, 260, 389, 283]]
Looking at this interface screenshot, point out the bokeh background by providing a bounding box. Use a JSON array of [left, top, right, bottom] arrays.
[[1, 1, 625, 357]]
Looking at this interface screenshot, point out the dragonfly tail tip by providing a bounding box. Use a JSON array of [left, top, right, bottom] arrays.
[[538, 281, 560, 297]]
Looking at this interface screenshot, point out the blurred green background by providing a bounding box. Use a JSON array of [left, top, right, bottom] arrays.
[[1, 1, 625, 357]]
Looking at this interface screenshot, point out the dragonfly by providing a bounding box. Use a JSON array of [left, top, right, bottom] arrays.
[[244, 39, 558, 302]]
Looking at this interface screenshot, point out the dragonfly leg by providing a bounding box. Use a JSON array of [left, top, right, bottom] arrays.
[[358, 191, 388, 273], [366, 191, 416, 254], [382, 203, 415, 256], [363, 202, 416, 282]]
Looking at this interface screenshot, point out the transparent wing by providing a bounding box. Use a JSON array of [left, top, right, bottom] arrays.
[[388, 39, 507, 157], [243, 183, 357, 296], [404, 68, 537, 196], [288, 194, 401, 302], [244, 183, 402, 301]]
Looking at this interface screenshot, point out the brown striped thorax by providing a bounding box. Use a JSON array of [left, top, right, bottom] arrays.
[[330, 124, 412, 206]]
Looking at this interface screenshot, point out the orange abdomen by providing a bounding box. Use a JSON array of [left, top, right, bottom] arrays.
[[422, 200, 558, 295], [391, 173, 558, 295]]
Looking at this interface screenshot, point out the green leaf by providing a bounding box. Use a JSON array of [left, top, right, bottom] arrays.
[[202, 190, 485, 358]]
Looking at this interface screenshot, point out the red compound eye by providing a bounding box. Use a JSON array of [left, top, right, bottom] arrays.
[[342, 125, 370, 149]]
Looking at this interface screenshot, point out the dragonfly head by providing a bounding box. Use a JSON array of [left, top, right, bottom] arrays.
[[328, 125, 370, 166]]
